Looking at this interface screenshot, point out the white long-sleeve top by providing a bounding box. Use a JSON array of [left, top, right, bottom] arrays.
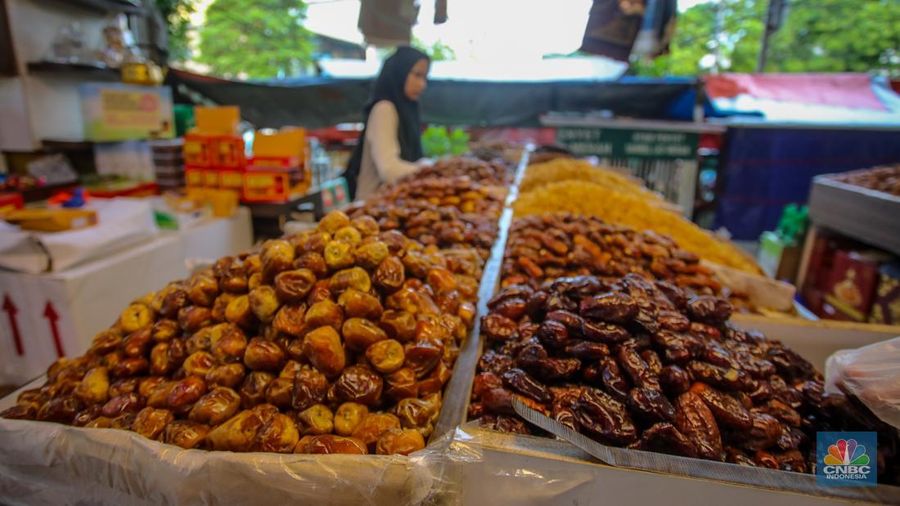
[[355, 100, 423, 200]]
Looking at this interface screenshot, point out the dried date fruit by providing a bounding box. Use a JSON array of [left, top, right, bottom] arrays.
[[343, 318, 388, 352], [264, 377, 294, 408], [296, 434, 368, 455], [334, 402, 369, 436], [74, 367, 110, 405], [638, 422, 698, 458], [248, 286, 280, 323], [330, 267, 372, 294], [385, 368, 419, 402], [575, 388, 638, 445], [253, 412, 299, 453], [689, 382, 753, 430], [302, 326, 346, 378], [333, 366, 384, 406], [404, 338, 444, 378], [305, 299, 344, 331], [482, 314, 518, 343], [206, 409, 264, 452], [687, 361, 752, 392], [189, 387, 241, 425], [298, 404, 334, 435], [351, 413, 402, 448], [273, 269, 316, 303], [100, 393, 142, 419], [376, 428, 426, 455], [617, 346, 661, 391], [673, 392, 724, 461], [627, 387, 675, 424], [581, 321, 630, 344], [244, 338, 285, 372], [366, 339, 406, 374], [579, 292, 638, 323], [501, 368, 551, 404], [374, 256, 406, 291], [686, 296, 732, 324], [239, 371, 274, 409], [167, 376, 207, 410], [132, 407, 174, 440], [292, 366, 329, 411], [206, 363, 246, 389], [379, 310, 417, 342], [338, 289, 384, 320], [261, 240, 295, 282]]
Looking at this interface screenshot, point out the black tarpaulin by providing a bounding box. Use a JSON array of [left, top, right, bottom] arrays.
[[167, 68, 696, 128]]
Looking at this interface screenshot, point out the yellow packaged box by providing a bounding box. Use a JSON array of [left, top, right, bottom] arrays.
[[4, 209, 98, 232]]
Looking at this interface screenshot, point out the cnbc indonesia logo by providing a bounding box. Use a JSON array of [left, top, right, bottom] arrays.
[[817, 433, 876, 486]]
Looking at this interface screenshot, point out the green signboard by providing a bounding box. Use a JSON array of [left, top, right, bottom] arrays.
[[556, 127, 699, 160]]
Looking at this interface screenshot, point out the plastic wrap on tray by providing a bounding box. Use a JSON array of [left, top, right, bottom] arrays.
[[0, 388, 452, 505], [826, 336, 900, 430], [444, 423, 900, 506]]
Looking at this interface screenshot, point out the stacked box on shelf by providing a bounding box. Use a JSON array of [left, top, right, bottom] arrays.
[[184, 107, 245, 195], [243, 129, 311, 203], [150, 139, 186, 190]]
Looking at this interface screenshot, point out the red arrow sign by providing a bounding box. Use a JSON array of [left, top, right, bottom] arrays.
[[2, 294, 24, 356], [43, 301, 64, 358]]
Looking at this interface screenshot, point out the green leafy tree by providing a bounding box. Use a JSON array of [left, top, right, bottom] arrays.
[[154, 0, 195, 62], [197, 0, 315, 79], [633, 0, 899, 76], [413, 38, 456, 62], [767, 0, 900, 73]]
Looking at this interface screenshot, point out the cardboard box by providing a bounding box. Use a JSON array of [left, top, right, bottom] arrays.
[[822, 250, 890, 321], [0, 235, 186, 385], [0, 211, 254, 385]]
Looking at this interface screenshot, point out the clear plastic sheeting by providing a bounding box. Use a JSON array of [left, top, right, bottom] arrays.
[[826, 336, 900, 430], [0, 384, 450, 506], [447, 423, 899, 506]]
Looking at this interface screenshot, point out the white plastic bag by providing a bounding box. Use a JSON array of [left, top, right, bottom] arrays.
[[825, 336, 900, 429]]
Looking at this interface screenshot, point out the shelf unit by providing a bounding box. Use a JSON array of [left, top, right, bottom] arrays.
[[26, 61, 120, 80], [43, 0, 145, 15], [807, 176, 900, 257]]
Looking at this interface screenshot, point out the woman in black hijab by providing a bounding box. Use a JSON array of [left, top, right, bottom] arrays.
[[344, 46, 431, 200]]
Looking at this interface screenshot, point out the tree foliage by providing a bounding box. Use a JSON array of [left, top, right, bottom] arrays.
[[154, 0, 195, 62], [633, 0, 899, 76], [197, 0, 315, 79], [413, 38, 456, 62]]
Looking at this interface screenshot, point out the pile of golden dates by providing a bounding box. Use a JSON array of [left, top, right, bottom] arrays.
[[2, 211, 480, 456]]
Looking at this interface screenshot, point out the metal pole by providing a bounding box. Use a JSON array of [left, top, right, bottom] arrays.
[[757, 0, 785, 72]]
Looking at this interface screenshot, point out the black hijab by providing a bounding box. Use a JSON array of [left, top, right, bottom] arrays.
[[344, 46, 430, 199]]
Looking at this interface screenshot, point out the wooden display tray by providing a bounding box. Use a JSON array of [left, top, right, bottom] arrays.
[[808, 176, 900, 257]]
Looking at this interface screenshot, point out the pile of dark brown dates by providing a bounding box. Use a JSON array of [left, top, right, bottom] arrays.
[[3, 211, 481, 456], [502, 213, 753, 312], [470, 274, 899, 484]]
